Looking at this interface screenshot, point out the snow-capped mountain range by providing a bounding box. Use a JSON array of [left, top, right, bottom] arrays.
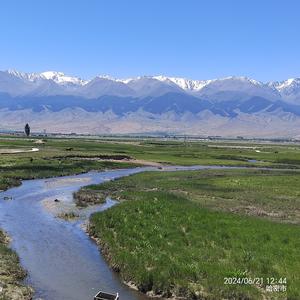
[[2, 69, 300, 103], [1, 69, 300, 137]]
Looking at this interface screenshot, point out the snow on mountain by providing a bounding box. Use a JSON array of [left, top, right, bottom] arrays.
[[7, 69, 86, 86], [5, 70, 87, 97], [1, 69, 300, 104], [1, 69, 300, 137], [79, 76, 135, 98], [154, 75, 211, 91], [194, 76, 280, 102], [126, 76, 184, 97], [39, 71, 86, 86], [7, 69, 37, 81], [269, 78, 300, 104], [154, 76, 282, 102], [26, 79, 68, 97], [272, 78, 300, 91], [0, 71, 34, 96]]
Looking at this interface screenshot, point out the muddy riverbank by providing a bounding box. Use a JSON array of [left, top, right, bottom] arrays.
[[0, 230, 33, 299]]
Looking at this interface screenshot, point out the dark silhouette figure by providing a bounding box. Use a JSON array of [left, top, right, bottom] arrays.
[[25, 123, 30, 136]]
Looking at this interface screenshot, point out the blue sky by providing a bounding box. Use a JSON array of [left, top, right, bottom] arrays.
[[0, 0, 299, 81]]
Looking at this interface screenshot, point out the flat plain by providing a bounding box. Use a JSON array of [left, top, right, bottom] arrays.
[[0, 135, 300, 299]]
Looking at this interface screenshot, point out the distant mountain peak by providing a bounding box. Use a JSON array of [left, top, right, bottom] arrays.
[[274, 78, 300, 90], [39, 71, 86, 85], [218, 76, 263, 85], [40, 71, 65, 80], [1, 69, 300, 104], [6, 69, 86, 86], [95, 74, 118, 81], [1, 69, 300, 137], [7, 69, 37, 81], [154, 75, 212, 91]]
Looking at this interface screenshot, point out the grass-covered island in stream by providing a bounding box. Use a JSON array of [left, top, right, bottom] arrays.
[[87, 169, 300, 300]]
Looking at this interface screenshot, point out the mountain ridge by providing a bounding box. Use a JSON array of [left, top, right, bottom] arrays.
[[3, 69, 300, 104], [1, 69, 300, 137]]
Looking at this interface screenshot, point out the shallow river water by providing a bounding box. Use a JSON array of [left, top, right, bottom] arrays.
[[0, 168, 155, 300], [0, 165, 281, 300]]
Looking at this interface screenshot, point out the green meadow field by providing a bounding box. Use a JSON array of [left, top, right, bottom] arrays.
[[1, 136, 300, 192], [0, 135, 300, 299], [87, 169, 300, 300]]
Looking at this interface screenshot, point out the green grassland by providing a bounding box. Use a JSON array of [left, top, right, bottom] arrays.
[[0, 231, 33, 299], [0, 136, 300, 299], [85, 169, 300, 224], [1, 136, 300, 191], [1, 136, 300, 170], [88, 169, 300, 299], [0, 137, 141, 191]]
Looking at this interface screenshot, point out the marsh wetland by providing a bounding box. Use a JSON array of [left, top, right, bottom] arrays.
[[0, 136, 299, 299]]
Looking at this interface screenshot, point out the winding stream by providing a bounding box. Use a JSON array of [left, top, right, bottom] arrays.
[[0, 168, 153, 300], [0, 165, 294, 299]]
